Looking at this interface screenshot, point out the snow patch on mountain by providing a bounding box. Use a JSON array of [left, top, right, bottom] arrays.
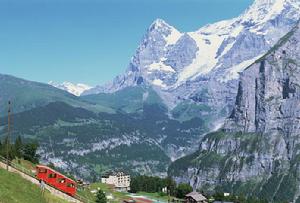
[[175, 32, 223, 84], [152, 79, 167, 88], [49, 81, 92, 96], [218, 53, 265, 82], [148, 60, 175, 73], [164, 28, 182, 46]]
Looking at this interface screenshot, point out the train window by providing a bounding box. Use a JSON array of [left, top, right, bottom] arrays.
[[67, 183, 74, 188], [48, 173, 57, 178], [57, 178, 66, 184], [39, 168, 47, 173]]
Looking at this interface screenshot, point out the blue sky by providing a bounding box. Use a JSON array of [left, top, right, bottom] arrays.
[[0, 0, 254, 86]]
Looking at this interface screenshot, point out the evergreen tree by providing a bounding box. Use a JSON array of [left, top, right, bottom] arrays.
[[95, 189, 107, 203], [175, 183, 193, 199], [47, 162, 56, 169], [23, 141, 39, 163], [0, 140, 2, 155], [14, 135, 23, 158], [164, 177, 177, 196], [213, 192, 225, 201], [129, 176, 139, 193], [2, 136, 14, 160]]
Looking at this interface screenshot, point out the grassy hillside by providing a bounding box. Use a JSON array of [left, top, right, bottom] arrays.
[[0, 73, 113, 115], [0, 168, 67, 203]]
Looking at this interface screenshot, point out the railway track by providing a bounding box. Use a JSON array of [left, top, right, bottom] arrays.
[[0, 155, 91, 203]]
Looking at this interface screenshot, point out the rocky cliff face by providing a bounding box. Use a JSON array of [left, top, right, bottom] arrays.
[[225, 23, 300, 136], [169, 22, 300, 202]]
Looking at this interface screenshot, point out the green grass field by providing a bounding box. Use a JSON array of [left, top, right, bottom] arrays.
[[77, 182, 130, 203], [135, 192, 170, 202], [0, 168, 67, 203]]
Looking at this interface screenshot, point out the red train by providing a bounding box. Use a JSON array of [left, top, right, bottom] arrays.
[[36, 165, 77, 196]]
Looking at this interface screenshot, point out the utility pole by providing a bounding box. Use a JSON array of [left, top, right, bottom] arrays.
[[6, 100, 11, 170]]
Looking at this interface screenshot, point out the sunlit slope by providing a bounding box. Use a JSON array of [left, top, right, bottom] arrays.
[[0, 168, 67, 203]]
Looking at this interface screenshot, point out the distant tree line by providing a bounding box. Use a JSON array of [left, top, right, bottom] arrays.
[[130, 176, 176, 194], [0, 135, 39, 163], [130, 175, 192, 198]]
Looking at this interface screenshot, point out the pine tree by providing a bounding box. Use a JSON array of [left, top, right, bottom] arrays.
[[2, 136, 14, 160], [95, 189, 107, 203], [175, 183, 193, 199], [47, 162, 55, 169], [14, 135, 23, 158], [0, 140, 2, 155], [23, 142, 39, 163]]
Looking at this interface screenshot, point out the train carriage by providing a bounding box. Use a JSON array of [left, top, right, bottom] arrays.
[[36, 165, 76, 196]]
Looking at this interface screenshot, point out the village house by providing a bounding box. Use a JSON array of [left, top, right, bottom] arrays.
[[185, 191, 208, 203], [101, 171, 130, 192]]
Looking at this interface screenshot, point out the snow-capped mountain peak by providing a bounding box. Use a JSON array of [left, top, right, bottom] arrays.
[[150, 18, 171, 29], [146, 18, 183, 46], [84, 0, 300, 110], [49, 81, 92, 96], [242, 0, 300, 26]]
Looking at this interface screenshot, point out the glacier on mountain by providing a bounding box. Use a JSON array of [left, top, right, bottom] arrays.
[[49, 81, 92, 96]]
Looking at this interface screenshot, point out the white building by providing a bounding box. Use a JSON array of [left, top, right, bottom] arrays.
[[101, 171, 130, 192]]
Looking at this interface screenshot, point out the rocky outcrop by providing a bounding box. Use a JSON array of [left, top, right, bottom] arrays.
[[169, 22, 300, 202]]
